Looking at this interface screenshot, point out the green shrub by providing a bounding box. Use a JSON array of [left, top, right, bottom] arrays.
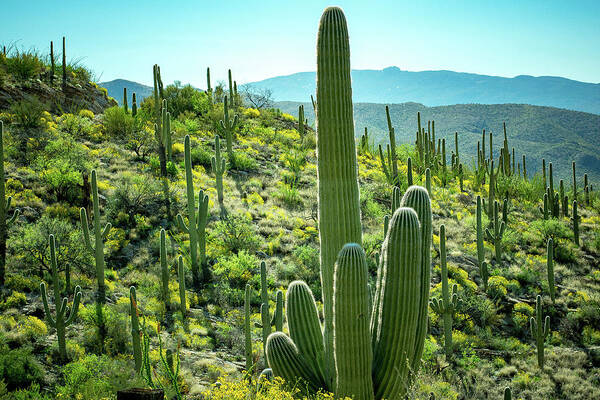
[[210, 213, 260, 255], [4, 50, 45, 80], [213, 250, 260, 290], [0, 383, 52, 400], [55, 354, 145, 400], [0, 347, 44, 391], [102, 106, 135, 138]]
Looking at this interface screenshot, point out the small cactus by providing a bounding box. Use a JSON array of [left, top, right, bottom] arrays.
[[485, 200, 505, 263], [571, 200, 580, 246], [530, 295, 550, 368]]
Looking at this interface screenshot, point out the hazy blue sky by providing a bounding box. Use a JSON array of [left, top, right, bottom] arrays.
[[2, 0, 599, 87]]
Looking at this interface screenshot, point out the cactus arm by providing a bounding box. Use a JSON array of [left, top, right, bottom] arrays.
[[333, 243, 374, 399], [544, 316, 550, 338], [80, 208, 93, 252], [101, 223, 111, 239], [40, 282, 57, 328], [7, 207, 20, 225], [265, 332, 324, 392], [176, 214, 190, 234], [64, 287, 82, 325], [286, 280, 326, 382]]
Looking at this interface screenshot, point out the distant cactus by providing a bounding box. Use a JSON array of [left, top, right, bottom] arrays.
[[430, 225, 460, 358], [571, 200, 580, 246], [485, 200, 505, 263], [123, 87, 128, 113], [298, 105, 305, 138], [530, 295, 550, 368], [522, 155, 527, 181], [177, 256, 186, 317], [49, 41, 55, 85], [130, 286, 142, 372], [572, 161, 577, 202], [62, 36, 67, 89], [40, 234, 82, 363], [458, 163, 464, 191], [244, 284, 253, 375], [130, 93, 137, 117], [206, 67, 213, 106], [425, 168, 431, 195], [482, 160, 497, 218], [161, 101, 173, 162], [153, 65, 168, 177], [547, 239, 555, 303], [228, 69, 235, 108], [80, 170, 111, 304], [407, 157, 413, 186], [540, 191, 549, 220], [220, 96, 239, 163], [211, 135, 226, 210], [476, 196, 488, 291], [0, 121, 20, 287], [159, 229, 170, 314], [177, 135, 210, 289]]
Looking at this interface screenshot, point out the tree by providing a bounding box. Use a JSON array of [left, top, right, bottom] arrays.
[[241, 84, 273, 110]]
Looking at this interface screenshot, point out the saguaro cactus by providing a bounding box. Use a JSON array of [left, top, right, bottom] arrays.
[[547, 238, 555, 303], [315, 7, 362, 386], [485, 200, 505, 263], [211, 135, 226, 210], [61, 36, 67, 89], [206, 67, 213, 106], [40, 234, 82, 363], [159, 229, 170, 313], [123, 87, 128, 113], [130, 286, 142, 372], [0, 121, 20, 287], [530, 295, 550, 368], [177, 135, 210, 289], [131, 93, 137, 116], [220, 96, 238, 162], [476, 196, 488, 291], [430, 225, 460, 359], [571, 200, 580, 246], [177, 256, 186, 318], [80, 170, 111, 304], [333, 244, 373, 399], [244, 284, 253, 375], [49, 41, 55, 85]]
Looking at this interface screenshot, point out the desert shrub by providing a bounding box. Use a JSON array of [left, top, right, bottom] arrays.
[[0, 383, 52, 400], [102, 106, 135, 138], [56, 113, 100, 140], [9, 215, 90, 280], [9, 97, 47, 161], [0, 346, 43, 391], [210, 213, 260, 255], [55, 354, 145, 400], [213, 250, 260, 290], [274, 181, 302, 209], [203, 376, 338, 399], [79, 304, 129, 356], [4, 50, 45, 80], [107, 172, 163, 228], [190, 141, 213, 168], [163, 81, 210, 118], [231, 151, 258, 172], [0, 291, 26, 311]]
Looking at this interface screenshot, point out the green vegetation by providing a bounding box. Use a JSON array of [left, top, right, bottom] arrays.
[[0, 6, 599, 400]]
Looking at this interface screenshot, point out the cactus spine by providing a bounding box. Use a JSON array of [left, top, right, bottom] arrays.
[[0, 121, 20, 287], [476, 196, 488, 291], [220, 96, 239, 163], [130, 286, 142, 372], [430, 225, 459, 359], [177, 135, 210, 289], [530, 295, 550, 368], [211, 135, 226, 210], [40, 235, 82, 363], [485, 200, 505, 263], [315, 7, 362, 386], [547, 239, 555, 303]]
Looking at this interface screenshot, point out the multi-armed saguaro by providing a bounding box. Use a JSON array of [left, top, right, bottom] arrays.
[[177, 135, 210, 289], [40, 234, 82, 363], [264, 8, 432, 400]]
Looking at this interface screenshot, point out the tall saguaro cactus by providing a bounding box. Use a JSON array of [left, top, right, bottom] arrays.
[[263, 9, 431, 400], [315, 7, 362, 385], [206, 67, 213, 106], [61, 36, 67, 89], [177, 135, 210, 289], [40, 234, 82, 364], [80, 170, 111, 304], [547, 238, 555, 303], [211, 135, 226, 211], [0, 121, 20, 287], [485, 200, 505, 263], [476, 196, 488, 291], [130, 286, 142, 372], [220, 96, 238, 163], [530, 295, 550, 368], [159, 229, 170, 313], [430, 225, 460, 359]]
